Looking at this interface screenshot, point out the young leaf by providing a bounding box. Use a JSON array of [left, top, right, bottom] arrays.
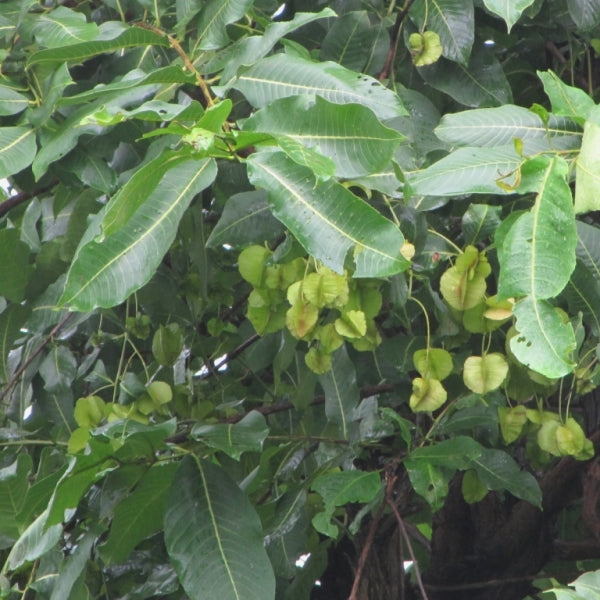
[[247, 151, 409, 278], [164, 456, 275, 600], [413, 348, 453, 381], [463, 354, 509, 394], [409, 377, 447, 412]]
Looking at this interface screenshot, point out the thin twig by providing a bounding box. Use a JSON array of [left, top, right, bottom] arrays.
[[0, 183, 56, 219], [386, 474, 429, 600], [349, 501, 385, 600], [0, 313, 73, 406], [379, 0, 417, 81]]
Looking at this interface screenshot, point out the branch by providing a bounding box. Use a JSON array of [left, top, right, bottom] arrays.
[[379, 0, 417, 81], [0, 183, 56, 219]]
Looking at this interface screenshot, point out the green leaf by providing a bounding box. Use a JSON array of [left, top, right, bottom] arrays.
[[407, 436, 484, 470], [319, 346, 360, 439], [100, 463, 177, 564], [243, 95, 403, 178], [410, 0, 474, 64], [0, 127, 36, 179], [538, 70, 595, 124], [59, 157, 217, 311], [571, 568, 600, 599], [498, 156, 576, 299], [510, 297, 576, 378], [469, 447, 541, 507], [191, 411, 270, 459], [407, 145, 522, 197], [0, 304, 30, 384], [462, 204, 502, 245], [152, 324, 184, 367], [567, 0, 600, 29], [483, 0, 536, 31], [409, 377, 447, 412], [462, 354, 509, 394], [32, 6, 99, 48], [498, 405, 528, 444], [206, 191, 284, 249], [461, 469, 488, 503], [233, 54, 407, 121], [27, 24, 170, 67], [5, 509, 62, 571], [413, 348, 453, 380], [404, 461, 450, 511], [418, 51, 512, 107], [196, 0, 253, 50], [435, 105, 582, 153], [247, 151, 409, 278], [576, 105, 600, 213], [0, 85, 29, 116], [320, 11, 388, 73], [0, 229, 34, 302], [564, 262, 600, 335], [164, 456, 275, 600], [0, 454, 32, 540]]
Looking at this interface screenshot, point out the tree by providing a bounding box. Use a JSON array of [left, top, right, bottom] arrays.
[[2, 0, 600, 598]]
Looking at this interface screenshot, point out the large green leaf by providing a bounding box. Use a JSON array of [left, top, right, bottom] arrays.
[[100, 463, 177, 564], [576, 105, 600, 213], [247, 151, 409, 278], [0, 453, 32, 540], [243, 95, 403, 178], [233, 54, 407, 120], [164, 456, 275, 600], [320, 11, 388, 74], [0, 85, 29, 116], [0, 229, 34, 302], [407, 145, 522, 197], [0, 304, 29, 384], [435, 105, 582, 152], [511, 297, 576, 378], [0, 127, 36, 179], [564, 262, 600, 335], [31, 6, 99, 48], [406, 436, 483, 470], [318, 346, 360, 439], [567, 0, 600, 29], [27, 24, 169, 67], [538, 70, 595, 124], [482, 0, 536, 31], [197, 0, 253, 50], [576, 221, 600, 277], [191, 411, 270, 459], [418, 52, 512, 107], [498, 156, 576, 299], [410, 0, 474, 64], [59, 157, 217, 311]]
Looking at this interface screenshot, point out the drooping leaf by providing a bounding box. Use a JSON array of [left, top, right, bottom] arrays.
[[100, 463, 177, 564], [511, 297, 576, 378], [576, 104, 600, 213], [462, 204, 503, 245], [567, 0, 600, 29], [435, 105, 582, 153], [564, 262, 600, 335], [319, 346, 360, 438], [0, 453, 32, 540], [31, 6, 99, 48], [0, 229, 34, 302], [417, 51, 512, 108], [243, 95, 403, 178], [27, 24, 170, 67], [164, 456, 275, 600], [413, 348, 453, 380], [196, 0, 254, 50], [498, 156, 576, 299], [404, 461, 450, 511], [410, 0, 475, 64], [233, 53, 407, 120], [59, 157, 217, 311], [0, 304, 30, 384], [483, 0, 536, 31], [469, 448, 542, 507], [0, 127, 36, 179], [247, 151, 409, 278], [407, 145, 522, 197], [191, 411, 270, 459], [409, 377, 447, 412], [538, 70, 595, 124]]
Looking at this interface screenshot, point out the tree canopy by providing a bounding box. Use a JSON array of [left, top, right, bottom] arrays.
[[2, 0, 600, 598]]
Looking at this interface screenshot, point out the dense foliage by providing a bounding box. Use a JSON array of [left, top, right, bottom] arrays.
[[3, 0, 600, 598]]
